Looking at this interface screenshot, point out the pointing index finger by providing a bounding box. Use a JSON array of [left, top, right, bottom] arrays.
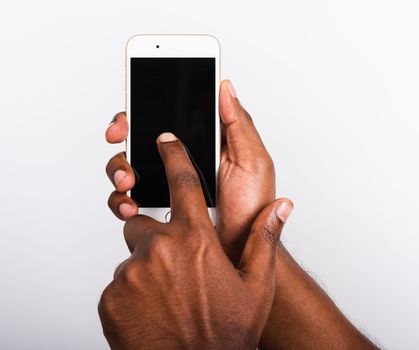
[[156, 132, 210, 224]]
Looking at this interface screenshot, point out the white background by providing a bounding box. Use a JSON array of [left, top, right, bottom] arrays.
[[1, 0, 418, 349]]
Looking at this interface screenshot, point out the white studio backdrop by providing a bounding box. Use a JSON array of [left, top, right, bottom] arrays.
[[1, 0, 418, 349]]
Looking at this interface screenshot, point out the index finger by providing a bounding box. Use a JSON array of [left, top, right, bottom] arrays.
[[105, 111, 129, 144], [156, 132, 211, 224]]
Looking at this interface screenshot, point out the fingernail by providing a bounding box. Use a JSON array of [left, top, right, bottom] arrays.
[[119, 203, 137, 217], [276, 201, 293, 223], [113, 169, 128, 186], [158, 132, 177, 143], [226, 80, 238, 98]]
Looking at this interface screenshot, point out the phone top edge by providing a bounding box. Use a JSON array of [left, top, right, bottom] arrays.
[[126, 33, 220, 40], [125, 34, 221, 52]]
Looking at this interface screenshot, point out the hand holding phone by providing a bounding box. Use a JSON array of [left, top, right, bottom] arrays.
[[106, 34, 277, 263], [100, 132, 289, 349], [107, 93, 276, 264]]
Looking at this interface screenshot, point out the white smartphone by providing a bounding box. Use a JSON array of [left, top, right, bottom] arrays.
[[125, 34, 221, 223]]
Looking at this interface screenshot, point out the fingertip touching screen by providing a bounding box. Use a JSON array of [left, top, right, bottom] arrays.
[[130, 57, 216, 208]]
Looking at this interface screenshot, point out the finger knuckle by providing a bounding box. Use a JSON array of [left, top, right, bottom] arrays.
[[147, 234, 172, 262], [113, 260, 126, 279], [123, 215, 135, 232], [118, 261, 141, 285], [105, 158, 113, 175], [105, 152, 125, 176], [257, 225, 280, 247], [122, 220, 137, 250], [161, 141, 184, 159], [98, 282, 127, 335], [123, 215, 146, 239], [184, 226, 212, 248], [180, 231, 212, 263], [107, 193, 114, 209], [172, 170, 200, 191], [98, 282, 118, 319]]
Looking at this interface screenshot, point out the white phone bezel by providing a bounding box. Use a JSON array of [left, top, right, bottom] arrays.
[[125, 34, 221, 223]]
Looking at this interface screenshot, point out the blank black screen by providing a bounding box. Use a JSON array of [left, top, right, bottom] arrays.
[[130, 57, 216, 207]]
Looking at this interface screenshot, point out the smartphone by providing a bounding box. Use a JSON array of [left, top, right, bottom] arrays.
[[125, 34, 221, 223]]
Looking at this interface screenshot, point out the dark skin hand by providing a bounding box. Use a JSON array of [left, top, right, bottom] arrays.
[[105, 80, 378, 349], [105, 80, 275, 264], [260, 244, 380, 350], [99, 132, 292, 349]]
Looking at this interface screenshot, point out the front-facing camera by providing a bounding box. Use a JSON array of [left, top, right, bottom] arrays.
[[156, 45, 160, 48]]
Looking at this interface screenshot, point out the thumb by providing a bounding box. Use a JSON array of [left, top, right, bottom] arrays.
[[219, 80, 268, 164], [238, 198, 293, 284]]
